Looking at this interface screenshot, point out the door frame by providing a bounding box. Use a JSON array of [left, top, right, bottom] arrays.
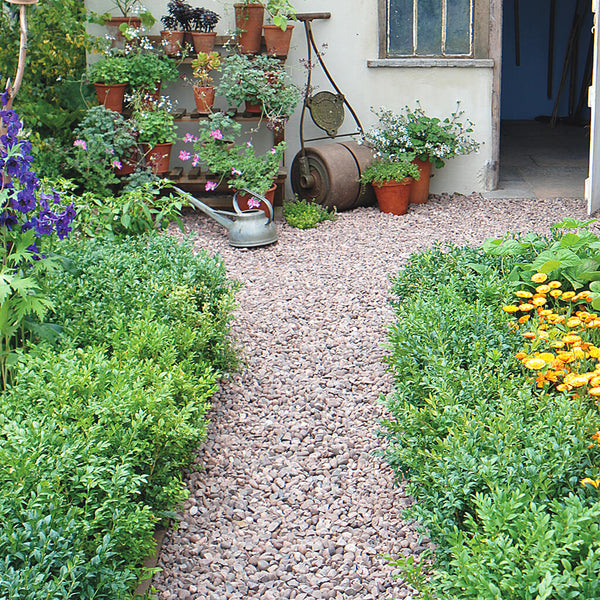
[[489, 0, 503, 191]]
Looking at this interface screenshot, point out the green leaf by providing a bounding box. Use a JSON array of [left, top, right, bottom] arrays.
[[559, 233, 581, 247]]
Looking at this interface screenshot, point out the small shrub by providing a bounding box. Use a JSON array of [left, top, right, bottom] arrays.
[[283, 198, 336, 229]]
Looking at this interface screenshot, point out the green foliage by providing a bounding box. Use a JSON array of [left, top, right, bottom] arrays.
[[483, 218, 600, 310], [360, 157, 420, 185], [283, 198, 337, 229], [88, 55, 132, 84], [126, 46, 179, 89], [263, 0, 297, 29], [383, 243, 600, 597], [133, 107, 177, 146]]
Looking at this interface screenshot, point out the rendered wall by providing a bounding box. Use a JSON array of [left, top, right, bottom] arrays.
[[86, 0, 495, 195]]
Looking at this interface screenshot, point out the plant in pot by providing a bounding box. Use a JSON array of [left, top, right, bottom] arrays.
[[359, 157, 420, 215], [234, 0, 265, 54], [125, 40, 179, 106], [364, 103, 480, 204], [90, 1, 156, 46], [190, 7, 220, 54], [66, 105, 139, 195], [262, 0, 296, 58], [191, 51, 221, 114], [88, 53, 131, 113], [216, 54, 301, 126], [132, 101, 177, 174]]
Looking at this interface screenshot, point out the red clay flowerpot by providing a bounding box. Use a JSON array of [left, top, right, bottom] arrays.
[[144, 142, 173, 174], [263, 24, 294, 58], [372, 178, 412, 215], [235, 184, 276, 216], [193, 86, 216, 114], [191, 31, 217, 54], [94, 82, 128, 113], [114, 147, 139, 176], [234, 3, 265, 54], [409, 157, 433, 204], [244, 99, 262, 114], [160, 30, 185, 55]]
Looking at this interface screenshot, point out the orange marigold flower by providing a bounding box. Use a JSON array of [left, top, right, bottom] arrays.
[[536, 284, 551, 294], [588, 320, 600, 328], [567, 317, 582, 328], [519, 303, 534, 311], [503, 305, 519, 313], [557, 351, 574, 362], [538, 352, 555, 363], [531, 273, 548, 283], [550, 341, 565, 349], [581, 477, 600, 488], [564, 373, 589, 387], [515, 352, 527, 360], [518, 315, 531, 324], [532, 297, 547, 307], [573, 348, 587, 360], [557, 383, 571, 392], [548, 281, 562, 289], [563, 334, 582, 344], [523, 357, 547, 370], [550, 290, 562, 298], [539, 309, 553, 317], [590, 376, 600, 387], [545, 369, 559, 382], [562, 291, 576, 300], [589, 347, 600, 359], [516, 290, 533, 299], [523, 332, 536, 339]]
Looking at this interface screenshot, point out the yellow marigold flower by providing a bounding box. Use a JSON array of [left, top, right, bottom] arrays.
[[589, 347, 600, 359], [502, 305, 519, 313], [519, 303, 534, 312], [539, 309, 553, 317], [562, 291, 576, 300], [515, 290, 533, 299], [522, 332, 536, 339], [557, 351, 574, 362], [550, 341, 565, 349], [590, 376, 600, 387], [563, 334, 582, 344], [538, 325, 549, 332], [518, 315, 531, 324], [581, 477, 600, 488], [588, 320, 600, 328], [545, 369, 559, 382], [515, 352, 527, 360], [567, 317, 582, 328], [557, 383, 571, 392], [573, 348, 587, 360], [523, 357, 547, 370], [532, 297, 547, 307], [548, 281, 562, 289], [536, 284, 551, 294], [550, 290, 562, 298], [564, 373, 589, 387], [537, 352, 555, 363], [531, 273, 548, 283]]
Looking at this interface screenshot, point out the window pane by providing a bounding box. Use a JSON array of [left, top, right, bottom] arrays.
[[388, 0, 414, 55], [416, 0, 442, 55], [445, 0, 471, 54]]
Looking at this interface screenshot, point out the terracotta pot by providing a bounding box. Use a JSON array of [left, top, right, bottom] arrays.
[[160, 30, 185, 56], [244, 99, 262, 114], [193, 85, 216, 114], [235, 184, 277, 216], [94, 82, 128, 113], [144, 142, 173, 174], [234, 3, 265, 54], [263, 24, 294, 58], [105, 16, 142, 47], [409, 157, 433, 204], [372, 178, 412, 215], [191, 31, 217, 54]]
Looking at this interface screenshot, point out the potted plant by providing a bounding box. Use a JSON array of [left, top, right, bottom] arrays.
[[126, 42, 179, 104], [234, 1, 265, 54], [88, 54, 131, 112], [191, 51, 221, 114], [91, 1, 156, 46], [262, 0, 296, 58], [190, 7, 220, 54], [359, 157, 420, 215], [133, 104, 177, 174], [363, 103, 480, 204], [217, 54, 301, 125]]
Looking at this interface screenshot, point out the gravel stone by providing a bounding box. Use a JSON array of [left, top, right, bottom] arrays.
[[152, 195, 591, 599]]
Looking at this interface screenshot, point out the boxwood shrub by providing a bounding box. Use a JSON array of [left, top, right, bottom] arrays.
[[0, 233, 238, 598], [383, 243, 600, 598]]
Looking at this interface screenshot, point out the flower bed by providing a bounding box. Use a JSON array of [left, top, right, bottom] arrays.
[[0, 234, 238, 598], [383, 238, 600, 598]]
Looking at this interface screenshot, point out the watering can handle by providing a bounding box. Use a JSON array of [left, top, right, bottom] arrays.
[[233, 189, 274, 224]]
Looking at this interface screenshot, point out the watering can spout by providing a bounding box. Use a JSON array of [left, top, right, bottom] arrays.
[[172, 186, 234, 230]]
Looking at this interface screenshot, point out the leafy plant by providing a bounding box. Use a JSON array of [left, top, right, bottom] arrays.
[[161, 1, 220, 32], [360, 157, 420, 185], [283, 198, 337, 229], [191, 51, 221, 87], [126, 42, 179, 89], [263, 0, 297, 30], [88, 54, 131, 84], [133, 106, 177, 146], [363, 102, 480, 168]]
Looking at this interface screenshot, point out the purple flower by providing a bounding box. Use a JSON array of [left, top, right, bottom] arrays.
[[73, 139, 87, 150], [205, 181, 217, 191], [0, 88, 10, 107], [179, 150, 191, 161]]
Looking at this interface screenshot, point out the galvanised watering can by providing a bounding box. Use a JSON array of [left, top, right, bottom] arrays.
[[173, 186, 278, 248]]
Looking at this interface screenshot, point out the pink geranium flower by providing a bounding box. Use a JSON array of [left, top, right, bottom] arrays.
[[183, 132, 195, 143], [231, 168, 242, 176], [179, 150, 191, 161], [112, 160, 122, 170], [247, 198, 261, 209], [192, 153, 200, 167], [205, 181, 217, 191], [73, 139, 87, 150], [209, 129, 223, 140]]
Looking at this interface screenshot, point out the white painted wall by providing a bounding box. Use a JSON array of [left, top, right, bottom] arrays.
[[86, 0, 495, 195]]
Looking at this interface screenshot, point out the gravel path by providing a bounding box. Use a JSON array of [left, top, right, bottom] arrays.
[[153, 194, 590, 600]]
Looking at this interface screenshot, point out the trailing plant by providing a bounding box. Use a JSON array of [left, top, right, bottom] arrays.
[[363, 102, 480, 168], [283, 198, 337, 229], [360, 157, 420, 185], [0, 96, 76, 388]]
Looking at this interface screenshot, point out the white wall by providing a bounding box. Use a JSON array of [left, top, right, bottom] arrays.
[[86, 0, 495, 195]]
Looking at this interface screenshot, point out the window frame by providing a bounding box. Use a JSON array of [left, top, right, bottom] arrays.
[[377, 0, 490, 60]]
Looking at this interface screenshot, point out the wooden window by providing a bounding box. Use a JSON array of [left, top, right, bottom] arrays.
[[382, 0, 488, 59]]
